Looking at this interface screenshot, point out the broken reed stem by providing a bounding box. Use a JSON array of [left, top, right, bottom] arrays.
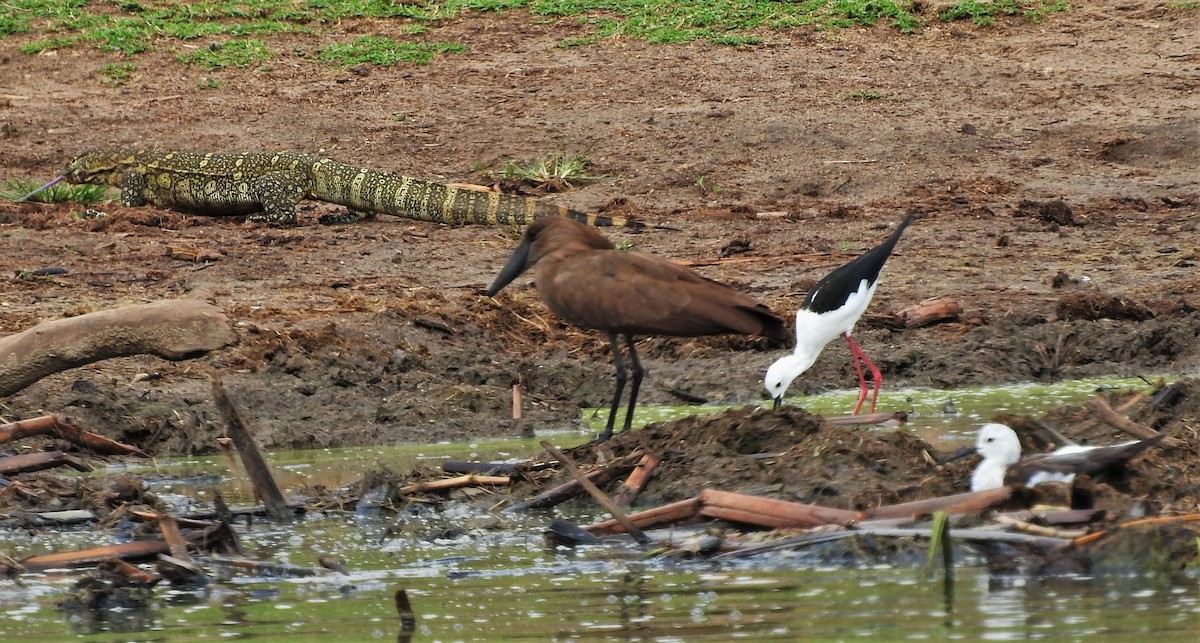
[[512, 383, 523, 420], [540, 441, 651, 545], [216, 437, 239, 475]]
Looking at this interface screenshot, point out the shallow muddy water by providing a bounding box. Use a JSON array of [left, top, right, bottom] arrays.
[[4, 377, 1196, 640]]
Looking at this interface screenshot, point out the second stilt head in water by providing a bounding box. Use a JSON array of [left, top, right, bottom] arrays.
[[764, 213, 917, 413], [486, 217, 789, 441]]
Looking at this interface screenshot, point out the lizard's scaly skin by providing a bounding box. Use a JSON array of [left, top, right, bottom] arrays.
[[57, 148, 647, 228]]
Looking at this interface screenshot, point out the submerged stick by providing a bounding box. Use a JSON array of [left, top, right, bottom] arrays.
[[541, 445, 649, 540], [541, 441, 651, 545], [395, 588, 417, 643], [503, 451, 640, 513], [210, 377, 292, 522]]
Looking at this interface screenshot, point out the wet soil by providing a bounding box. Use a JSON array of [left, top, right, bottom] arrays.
[[2, 3, 1200, 459]]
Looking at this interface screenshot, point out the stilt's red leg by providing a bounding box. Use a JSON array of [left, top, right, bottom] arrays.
[[845, 334, 882, 414], [844, 333, 870, 414]]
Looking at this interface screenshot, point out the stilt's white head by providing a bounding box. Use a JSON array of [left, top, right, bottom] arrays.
[[970, 423, 1023, 491], [763, 347, 821, 409]]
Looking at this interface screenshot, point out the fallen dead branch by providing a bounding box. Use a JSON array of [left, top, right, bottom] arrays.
[[20, 540, 173, 572], [698, 489, 859, 528], [0, 450, 92, 475], [0, 296, 236, 397], [859, 487, 1013, 520], [396, 474, 509, 496], [0, 415, 150, 457], [587, 496, 704, 536], [1067, 513, 1200, 548], [588, 487, 1013, 536], [1084, 396, 1177, 445], [715, 526, 1070, 561]]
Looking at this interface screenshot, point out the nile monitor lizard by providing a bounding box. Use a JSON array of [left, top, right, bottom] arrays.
[[24, 148, 657, 228]]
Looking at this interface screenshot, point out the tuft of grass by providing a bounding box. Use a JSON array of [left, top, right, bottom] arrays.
[[177, 39, 272, 70], [844, 89, 891, 101], [19, 35, 77, 54], [490, 153, 603, 192], [318, 36, 466, 66], [97, 61, 136, 85], [1, 178, 112, 205]]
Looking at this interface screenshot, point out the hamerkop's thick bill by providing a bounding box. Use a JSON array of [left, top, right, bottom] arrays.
[[486, 217, 789, 441]]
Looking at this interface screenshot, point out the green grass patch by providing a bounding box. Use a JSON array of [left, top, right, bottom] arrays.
[[97, 61, 137, 85], [940, 1, 1070, 26], [1, 178, 112, 205], [488, 153, 603, 191], [1, 0, 1075, 64], [177, 39, 273, 70], [318, 36, 466, 66]]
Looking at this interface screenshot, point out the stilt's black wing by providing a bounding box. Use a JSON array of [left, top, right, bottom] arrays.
[[802, 213, 916, 314]]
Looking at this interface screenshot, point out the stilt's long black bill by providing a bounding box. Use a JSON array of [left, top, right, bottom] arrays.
[[773, 396, 782, 411], [485, 238, 531, 296], [942, 445, 977, 464], [17, 175, 66, 202]]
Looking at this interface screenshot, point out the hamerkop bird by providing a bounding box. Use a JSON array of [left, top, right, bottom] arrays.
[[486, 217, 789, 441], [764, 213, 916, 414]]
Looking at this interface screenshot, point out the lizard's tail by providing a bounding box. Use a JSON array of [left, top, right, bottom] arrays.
[[542, 204, 677, 231]]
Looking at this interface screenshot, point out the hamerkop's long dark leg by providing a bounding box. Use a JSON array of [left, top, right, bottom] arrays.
[[622, 335, 644, 434], [601, 331, 627, 442]]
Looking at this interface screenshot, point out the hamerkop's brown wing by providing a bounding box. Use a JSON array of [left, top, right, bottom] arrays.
[[488, 216, 786, 341]]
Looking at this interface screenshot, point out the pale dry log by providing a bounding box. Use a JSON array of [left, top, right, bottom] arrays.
[[396, 474, 509, 496], [0, 297, 236, 397], [896, 296, 961, 328]]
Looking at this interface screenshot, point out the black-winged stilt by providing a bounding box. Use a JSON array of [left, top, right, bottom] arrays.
[[970, 423, 1162, 491], [765, 213, 916, 413]]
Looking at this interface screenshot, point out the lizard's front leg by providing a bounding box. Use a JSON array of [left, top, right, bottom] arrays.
[[246, 171, 307, 225], [118, 169, 150, 207]]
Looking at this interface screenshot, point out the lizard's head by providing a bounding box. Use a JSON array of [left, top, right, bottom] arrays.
[[61, 148, 140, 185]]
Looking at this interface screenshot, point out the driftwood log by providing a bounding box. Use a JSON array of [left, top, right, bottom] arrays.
[[0, 297, 236, 397]]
